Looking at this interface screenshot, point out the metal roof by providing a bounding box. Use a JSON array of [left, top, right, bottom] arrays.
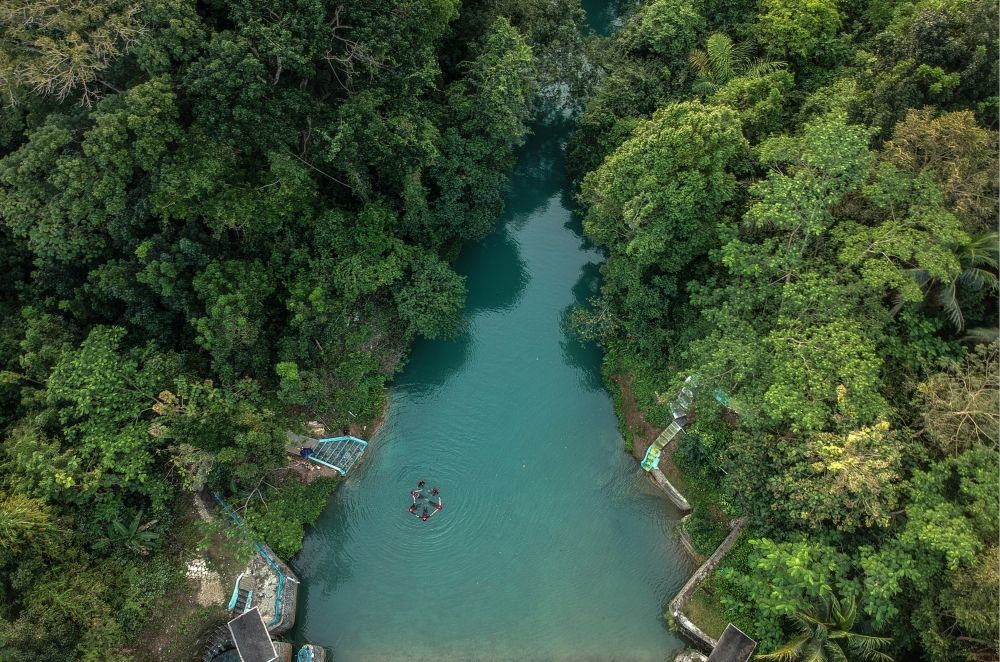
[[227, 607, 278, 662], [707, 623, 757, 662]]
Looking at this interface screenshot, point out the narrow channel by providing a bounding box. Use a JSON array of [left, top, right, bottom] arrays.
[[290, 11, 693, 659]]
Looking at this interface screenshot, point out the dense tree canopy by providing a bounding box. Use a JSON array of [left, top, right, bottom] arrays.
[[0, 0, 582, 657], [570, 0, 998, 659]]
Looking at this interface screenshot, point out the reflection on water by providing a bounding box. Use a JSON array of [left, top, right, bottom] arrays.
[[560, 261, 605, 392], [288, 0, 696, 654], [459, 226, 529, 316], [291, 62, 691, 662]]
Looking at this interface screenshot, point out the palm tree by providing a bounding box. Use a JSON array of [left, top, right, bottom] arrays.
[[688, 33, 785, 95], [910, 231, 999, 332], [96, 512, 160, 556], [759, 595, 893, 662]]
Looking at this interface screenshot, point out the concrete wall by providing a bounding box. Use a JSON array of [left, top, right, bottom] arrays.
[[667, 518, 747, 652]]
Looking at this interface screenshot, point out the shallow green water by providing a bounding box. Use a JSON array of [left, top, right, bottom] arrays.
[[291, 67, 692, 662]]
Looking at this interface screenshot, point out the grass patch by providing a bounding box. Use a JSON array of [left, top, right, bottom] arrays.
[[684, 585, 730, 640], [683, 508, 730, 556]]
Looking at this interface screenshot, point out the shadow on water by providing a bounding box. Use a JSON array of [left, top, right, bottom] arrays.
[[457, 226, 529, 317], [291, 491, 354, 596], [507, 115, 576, 211], [559, 260, 605, 391], [394, 332, 472, 394], [457, 113, 579, 318], [561, 193, 601, 254]]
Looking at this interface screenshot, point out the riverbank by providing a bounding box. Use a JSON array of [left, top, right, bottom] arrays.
[[609, 372, 743, 648], [288, 108, 692, 659]]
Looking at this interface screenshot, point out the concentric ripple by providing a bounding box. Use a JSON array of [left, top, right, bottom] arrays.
[[290, 113, 694, 661]]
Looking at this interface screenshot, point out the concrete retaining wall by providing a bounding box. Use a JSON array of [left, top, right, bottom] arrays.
[[260, 543, 300, 635], [667, 517, 747, 652], [649, 467, 692, 513]]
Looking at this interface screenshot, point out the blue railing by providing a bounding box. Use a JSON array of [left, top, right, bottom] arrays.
[[306, 435, 369, 475], [213, 492, 288, 628]]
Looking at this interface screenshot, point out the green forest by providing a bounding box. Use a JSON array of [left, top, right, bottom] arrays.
[[0, 0, 587, 658], [569, 0, 998, 659], [0, 0, 996, 660]]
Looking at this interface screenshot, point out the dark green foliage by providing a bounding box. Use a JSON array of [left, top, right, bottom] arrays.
[[683, 508, 728, 556], [571, 0, 998, 659], [0, 0, 572, 656], [244, 477, 340, 560]]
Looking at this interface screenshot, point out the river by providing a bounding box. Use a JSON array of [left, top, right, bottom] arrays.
[[289, 7, 692, 659]]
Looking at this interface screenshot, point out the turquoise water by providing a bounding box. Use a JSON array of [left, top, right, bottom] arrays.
[[291, 15, 692, 656]]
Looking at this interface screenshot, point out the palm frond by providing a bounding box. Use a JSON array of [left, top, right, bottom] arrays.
[[963, 327, 1000, 343], [689, 49, 711, 80], [692, 79, 719, 96], [935, 281, 964, 330], [861, 652, 894, 662], [963, 231, 999, 270], [837, 596, 857, 630], [706, 33, 737, 83], [957, 266, 999, 292], [730, 37, 754, 70], [847, 632, 893, 654], [758, 634, 812, 661], [744, 58, 786, 79], [824, 640, 850, 662], [803, 641, 826, 662], [797, 605, 828, 627]]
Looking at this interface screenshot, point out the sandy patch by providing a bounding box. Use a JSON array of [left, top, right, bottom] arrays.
[[187, 558, 225, 607]]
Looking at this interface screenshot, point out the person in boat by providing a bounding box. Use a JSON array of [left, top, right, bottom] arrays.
[[409, 503, 417, 514], [434, 501, 442, 511], [417, 480, 426, 489], [410, 489, 421, 500], [420, 508, 429, 521], [431, 487, 439, 497]]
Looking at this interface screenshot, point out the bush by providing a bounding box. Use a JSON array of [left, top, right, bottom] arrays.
[[244, 478, 339, 560], [685, 508, 729, 555]]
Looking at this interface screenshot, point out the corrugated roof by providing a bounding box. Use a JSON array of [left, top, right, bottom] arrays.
[[707, 623, 757, 662], [227, 607, 278, 662]]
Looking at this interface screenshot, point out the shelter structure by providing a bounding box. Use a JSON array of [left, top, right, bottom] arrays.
[[227, 608, 278, 662], [707, 624, 757, 662], [305, 435, 368, 475]]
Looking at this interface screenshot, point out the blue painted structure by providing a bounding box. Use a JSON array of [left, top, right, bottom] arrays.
[[306, 435, 368, 476], [213, 493, 290, 629], [640, 445, 661, 471], [228, 573, 244, 610]]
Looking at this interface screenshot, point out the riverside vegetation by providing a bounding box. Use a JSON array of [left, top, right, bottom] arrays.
[[568, 0, 998, 660], [0, 0, 996, 660], [0, 0, 587, 658]]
